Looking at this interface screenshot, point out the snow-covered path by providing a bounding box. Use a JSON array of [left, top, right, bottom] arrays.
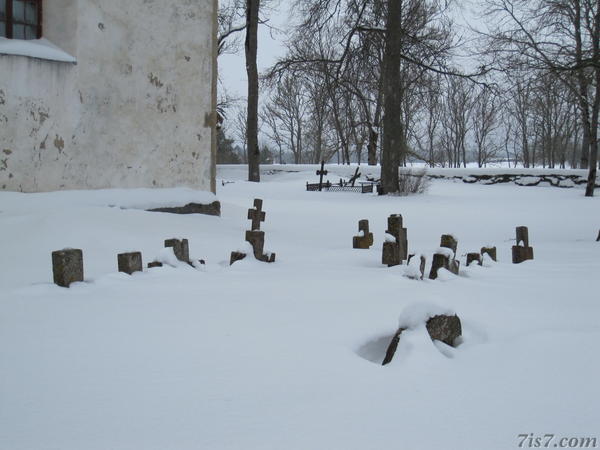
[[1, 166, 599, 449]]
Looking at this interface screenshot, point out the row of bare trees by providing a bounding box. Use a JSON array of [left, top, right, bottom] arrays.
[[218, 0, 600, 196]]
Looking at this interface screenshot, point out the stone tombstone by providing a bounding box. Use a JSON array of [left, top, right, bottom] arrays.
[[481, 246, 497, 262], [247, 198, 266, 231], [429, 235, 460, 279], [512, 226, 534, 264], [118, 252, 143, 275], [353, 219, 374, 249], [316, 160, 328, 191], [466, 252, 482, 267], [230, 251, 247, 265], [245, 230, 276, 263], [407, 253, 426, 280], [382, 214, 408, 267], [426, 314, 462, 347], [440, 234, 457, 256], [147, 261, 163, 268], [382, 314, 462, 365], [164, 238, 190, 263], [52, 248, 84, 287]]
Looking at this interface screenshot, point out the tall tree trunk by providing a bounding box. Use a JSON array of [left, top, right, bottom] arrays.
[[245, 0, 260, 182], [381, 0, 403, 194]]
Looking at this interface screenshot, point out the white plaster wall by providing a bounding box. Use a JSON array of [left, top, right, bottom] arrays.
[[0, 0, 216, 192]]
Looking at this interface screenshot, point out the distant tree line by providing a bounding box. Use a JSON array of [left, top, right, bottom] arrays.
[[218, 0, 600, 196]]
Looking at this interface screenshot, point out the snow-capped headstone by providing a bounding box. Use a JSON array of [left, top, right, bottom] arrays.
[[382, 312, 462, 365], [118, 252, 143, 275], [52, 248, 83, 287], [429, 235, 459, 279], [466, 253, 482, 267], [164, 238, 190, 264], [382, 214, 408, 267], [481, 246, 497, 262], [353, 219, 374, 249], [512, 226, 534, 264]]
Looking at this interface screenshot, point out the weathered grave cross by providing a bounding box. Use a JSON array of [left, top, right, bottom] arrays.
[[316, 160, 328, 191], [247, 198, 266, 230]]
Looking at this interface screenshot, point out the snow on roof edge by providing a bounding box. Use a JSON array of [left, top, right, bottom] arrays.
[[0, 37, 76, 63]]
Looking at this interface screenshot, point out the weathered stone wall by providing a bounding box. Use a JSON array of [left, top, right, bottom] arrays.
[[0, 0, 216, 193]]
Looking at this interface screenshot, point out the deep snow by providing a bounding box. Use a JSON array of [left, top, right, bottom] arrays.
[[1, 165, 599, 450]]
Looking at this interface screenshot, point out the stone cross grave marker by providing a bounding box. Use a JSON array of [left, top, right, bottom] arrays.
[[231, 198, 276, 264], [248, 198, 266, 230], [316, 160, 328, 191], [118, 252, 143, 275], [353, 219, 374, 249], [52, 248, 84, 287], [348, 167, 361, 187], [382, 214, 408, 267], [512, 226, 534, 263]]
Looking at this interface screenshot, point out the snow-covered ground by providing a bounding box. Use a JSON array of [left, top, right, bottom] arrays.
[[1, 165, 599, 450]]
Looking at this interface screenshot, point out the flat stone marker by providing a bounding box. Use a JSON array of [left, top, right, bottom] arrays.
[[353, 219, 374, 249], [165, 238, 190, 263], [247, 198, 266, 231], [466, 252, 482, 266], [148, 261, 163, 268], [52, 248, 84, 287], [118, 252, 143, 275], [481, 246, 497, 262], [382, 214, 408, 267], [382, 314, 462, 365], [512, 226, 534, 264]]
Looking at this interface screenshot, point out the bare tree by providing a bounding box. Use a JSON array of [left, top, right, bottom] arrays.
[[483, 0, 600, 195], [472, 86, 500, 167]]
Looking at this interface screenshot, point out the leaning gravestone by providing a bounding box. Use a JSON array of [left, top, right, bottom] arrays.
[[353, 219, 374, 249], [382, 314, 462, 365], [512, 226, 534, 264], [429, 234, 460, 279], [382, 214, 408, 267], [52, 248, 84, 287], [118, 252, 143, 275], [481, 246, 497, 262], [230, 198, 276, 264], [165, 238, 191, 264]]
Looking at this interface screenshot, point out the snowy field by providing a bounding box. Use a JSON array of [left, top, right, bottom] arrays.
[[1, 165, 599, 450]]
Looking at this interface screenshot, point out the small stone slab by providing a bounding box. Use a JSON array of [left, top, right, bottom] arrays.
[[481, 246, 497, 261], [52, 248, 84, 287], [353, 219, 374, 249], [382, 328, 405, 365], [230, 251, 247, 265], [407, 254, 426, 280], [164, 238, 190, 263], [466, 252, 482, 266], [147, 201, 221, 216], [148, 261, 163, 268], [118, 252, 143, 275], [426, 314, 462, 347]]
